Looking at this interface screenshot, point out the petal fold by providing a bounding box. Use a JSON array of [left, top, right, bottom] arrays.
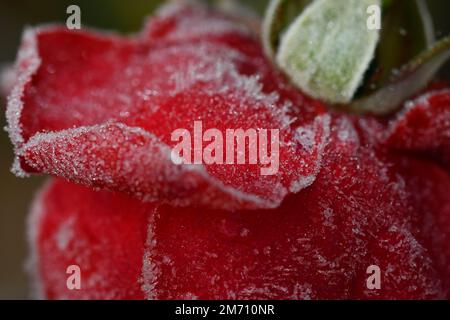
[[385, 89, 450, 169], [6, 3, 327, 210]]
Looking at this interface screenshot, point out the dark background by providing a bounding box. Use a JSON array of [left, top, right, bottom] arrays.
[[0, 0, 449, 299]]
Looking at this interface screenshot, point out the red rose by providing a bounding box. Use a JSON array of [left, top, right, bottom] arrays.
[[4, 3, 450, 299]]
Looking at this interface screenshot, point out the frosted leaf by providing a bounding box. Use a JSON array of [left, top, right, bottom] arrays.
[[276, 0, 380, 103], [262, 0, 311, 59], [352, 36, 450, 114]]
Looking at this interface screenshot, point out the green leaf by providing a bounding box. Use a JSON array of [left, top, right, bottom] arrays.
[[351, 36, 450, 114], [359, 0, 435, 96], [276, 0, 381, 104], [262, 0, 312, 59]]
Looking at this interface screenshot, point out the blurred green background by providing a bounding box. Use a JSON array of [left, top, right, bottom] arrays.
[[0, 0, 448, 299]]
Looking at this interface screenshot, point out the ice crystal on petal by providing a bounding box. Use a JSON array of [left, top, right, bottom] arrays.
[[385, 89, 450, 168], [8, 1, 450, 300], [6, 4, 328, 210]]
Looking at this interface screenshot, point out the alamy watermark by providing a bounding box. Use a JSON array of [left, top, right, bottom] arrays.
[[366, 265, 381, 290], [170, 121, 280, 176], [366, 4, 381, 30], [66, 264, 81, 290], [66, 5, 81, 30]]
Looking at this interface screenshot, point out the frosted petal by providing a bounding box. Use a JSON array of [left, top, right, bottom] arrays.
[[5, 7, 328, 209], [28, 178, 152, 299], [385, 89, 450, 169], [20, 123, 280, 210]]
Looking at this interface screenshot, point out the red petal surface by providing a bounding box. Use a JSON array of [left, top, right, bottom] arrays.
[[29, 178, 152, 299], [4, 2, 449, 300], [385, 89, 450, 170], [395, 157, 450, 294], [31, 117, 449, 299], [6, 3, 327, 210], [144, 3, 255, 49]]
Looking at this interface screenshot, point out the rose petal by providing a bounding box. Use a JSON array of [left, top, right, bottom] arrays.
[[31, 120, 448, 299], [29, 178, 152, 299], [385, 89, 450, 169], [311, 116, 447, 299], [22, 123, 286, 209], [6, 3, 328, 210], [144, 2, 255, 50], [395, 157, 450, 297]]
